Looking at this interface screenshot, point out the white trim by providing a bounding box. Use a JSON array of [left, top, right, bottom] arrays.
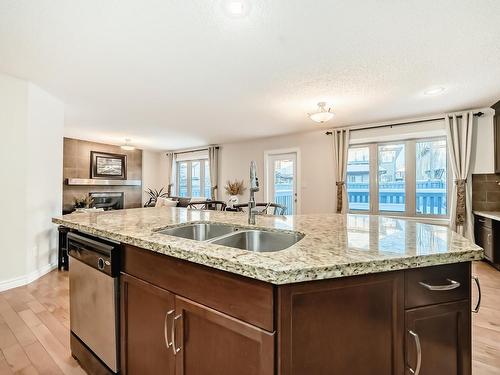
[[264, 147, 302, 214], [0, 263, 57, 292]]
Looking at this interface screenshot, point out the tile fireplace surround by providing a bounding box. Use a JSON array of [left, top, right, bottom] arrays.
[[63, 137, 143, 213]]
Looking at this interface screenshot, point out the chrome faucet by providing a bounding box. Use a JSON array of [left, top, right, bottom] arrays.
[[248, 161, 260, 225]]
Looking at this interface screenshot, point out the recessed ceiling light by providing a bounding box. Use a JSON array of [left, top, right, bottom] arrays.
[[228, 1, 244, 14], [224, 0, 250, 17], [424, 87, 446, 96]]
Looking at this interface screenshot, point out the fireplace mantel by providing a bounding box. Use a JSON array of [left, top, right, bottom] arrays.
[[66, 178, 142, 186]]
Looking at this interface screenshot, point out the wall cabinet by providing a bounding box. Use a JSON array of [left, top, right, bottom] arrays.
[[494, 100, 500, 173], [120, 244, 474, 375]]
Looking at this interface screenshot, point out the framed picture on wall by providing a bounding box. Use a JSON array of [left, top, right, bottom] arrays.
[[90, 151, 127, 179]]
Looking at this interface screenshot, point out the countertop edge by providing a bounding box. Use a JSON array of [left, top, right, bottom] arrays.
[[53, 218, 484, 285]]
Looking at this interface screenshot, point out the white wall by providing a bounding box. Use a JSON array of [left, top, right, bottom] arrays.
[[471, 109, 495, 174], [0, 74, 29, 282], [0, 73, 64, 291], [219, 130, 335, 214], [218, 107, 496, 215]]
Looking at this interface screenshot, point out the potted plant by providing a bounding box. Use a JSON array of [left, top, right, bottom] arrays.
[[73, 195, 94, 211], [144, 187, 169, 207], [224, 180, 246, 208]]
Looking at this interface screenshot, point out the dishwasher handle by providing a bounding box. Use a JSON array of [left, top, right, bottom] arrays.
[[67, 232, 119, 276]]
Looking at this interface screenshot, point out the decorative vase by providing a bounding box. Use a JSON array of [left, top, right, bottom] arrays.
[[227, 195, 239, 208]]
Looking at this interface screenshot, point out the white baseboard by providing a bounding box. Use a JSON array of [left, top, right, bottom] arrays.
[[0, 263, 58, 292]]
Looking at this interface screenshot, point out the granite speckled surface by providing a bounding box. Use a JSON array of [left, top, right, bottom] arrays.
[[474, 211, 500, 222], [53, 207, 483, 284]]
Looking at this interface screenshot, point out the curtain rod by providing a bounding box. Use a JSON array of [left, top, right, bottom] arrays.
[[325, 111, 484, 135], [168, 146, 219, 155]]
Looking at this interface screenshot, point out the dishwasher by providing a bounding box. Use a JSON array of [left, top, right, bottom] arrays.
[[67, 232, 121, 374]]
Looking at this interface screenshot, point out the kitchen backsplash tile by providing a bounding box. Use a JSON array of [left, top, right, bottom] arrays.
[[472, 173, 500, 211]]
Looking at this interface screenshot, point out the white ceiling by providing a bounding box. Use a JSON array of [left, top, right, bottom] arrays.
[[1, 0, 500, 150]]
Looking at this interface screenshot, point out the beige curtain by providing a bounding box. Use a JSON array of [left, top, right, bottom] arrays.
[[333, 129, 350, 213], [166, 152, 176, 196], [208, 146, 219, 200], [445, 112, 474, 240]]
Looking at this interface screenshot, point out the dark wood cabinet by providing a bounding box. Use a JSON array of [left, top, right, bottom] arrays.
[[121, 274, 176, 375], [474, 214, 499, 269], [277, 272, 404, 375], [174, 296, 275, 375], [119, 244, 473, 375], [405, 300, 471, 375], [494, 100, 500, 173]]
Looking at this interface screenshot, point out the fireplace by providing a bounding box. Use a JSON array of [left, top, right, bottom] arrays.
[[90, 192, 124, 210]]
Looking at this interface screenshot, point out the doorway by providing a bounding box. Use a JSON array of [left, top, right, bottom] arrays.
[[264, 149, 300, 214]]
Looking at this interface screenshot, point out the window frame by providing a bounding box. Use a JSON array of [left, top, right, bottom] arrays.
[[176, 158, 210, 198], [347, 136, 450, 219]]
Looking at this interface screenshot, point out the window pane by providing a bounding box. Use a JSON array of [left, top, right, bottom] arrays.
[[416, 139, 447, 215], [378, 144, 405, 212], [204, 161, 211, 198], [191, 161, 201, 197], [347, 147, 370, 211], [178, 162, 188, 197], [273, 158, 294, 214]]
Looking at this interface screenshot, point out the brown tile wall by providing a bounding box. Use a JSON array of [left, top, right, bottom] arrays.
[[472, 173, 500, 211], [63, 137, 143, 213]]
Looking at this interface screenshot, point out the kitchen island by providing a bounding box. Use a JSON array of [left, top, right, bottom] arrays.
[[53, 207, 483, 375]]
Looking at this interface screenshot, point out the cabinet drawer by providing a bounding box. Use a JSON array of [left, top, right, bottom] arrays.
[[405, 263, 470, 309], [476, 216, 492, 229]]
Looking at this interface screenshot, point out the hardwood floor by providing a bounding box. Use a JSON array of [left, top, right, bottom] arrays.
[[0, 261, 498, 374]]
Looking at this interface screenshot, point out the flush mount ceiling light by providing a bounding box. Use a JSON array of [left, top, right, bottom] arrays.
[[308, 102, 334, 124], [121, 139, 135, 151], [424, 87, 446, 96]]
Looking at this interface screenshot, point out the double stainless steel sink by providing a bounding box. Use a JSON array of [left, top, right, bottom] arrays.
[[157, 222, 304, 252]]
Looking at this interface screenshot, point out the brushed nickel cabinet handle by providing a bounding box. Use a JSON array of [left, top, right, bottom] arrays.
[[164, 309, 174, 348], [407, 330, 422, 375], [418, 279, 460, 291], [472, 276, 481, 313], [171, 314, 182, 355]]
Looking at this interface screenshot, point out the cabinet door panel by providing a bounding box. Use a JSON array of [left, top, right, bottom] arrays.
[[405, 300, 470, 375], [121, 274, 175, 375], [174, 296, 274, 375], [277, 272, 404, 375]]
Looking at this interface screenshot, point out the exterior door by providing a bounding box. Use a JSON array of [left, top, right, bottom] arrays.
[[174, 296, 274, 375], [405, 300, 471, 375], [121, 274, 176, 375], [266, 152, 298, 214]]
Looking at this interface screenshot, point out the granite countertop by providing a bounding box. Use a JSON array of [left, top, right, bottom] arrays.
[[474, 211, 500, 221], [53, 207, 483, 284]]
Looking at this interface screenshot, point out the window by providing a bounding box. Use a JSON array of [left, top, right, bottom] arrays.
[[176, 159, 211, 198], [347, 147, 370, 211], [416, 139, 447, 215], [378, 144, 405, 212], [346, 138, 448, 217]]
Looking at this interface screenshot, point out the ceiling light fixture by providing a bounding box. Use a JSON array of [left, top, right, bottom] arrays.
[[308, 102, 334, 124], [424, 87, 446, 96], [121, 139, 135, 151], [224, 0, 250, 17]]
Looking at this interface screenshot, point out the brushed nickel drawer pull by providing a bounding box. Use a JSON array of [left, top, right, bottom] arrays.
[[171, 313, 183, 355], [164, 310, 174, 348], [472, 276, 481, 313], [407, 330, 422, 375], [418, 279, 460, 291]]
